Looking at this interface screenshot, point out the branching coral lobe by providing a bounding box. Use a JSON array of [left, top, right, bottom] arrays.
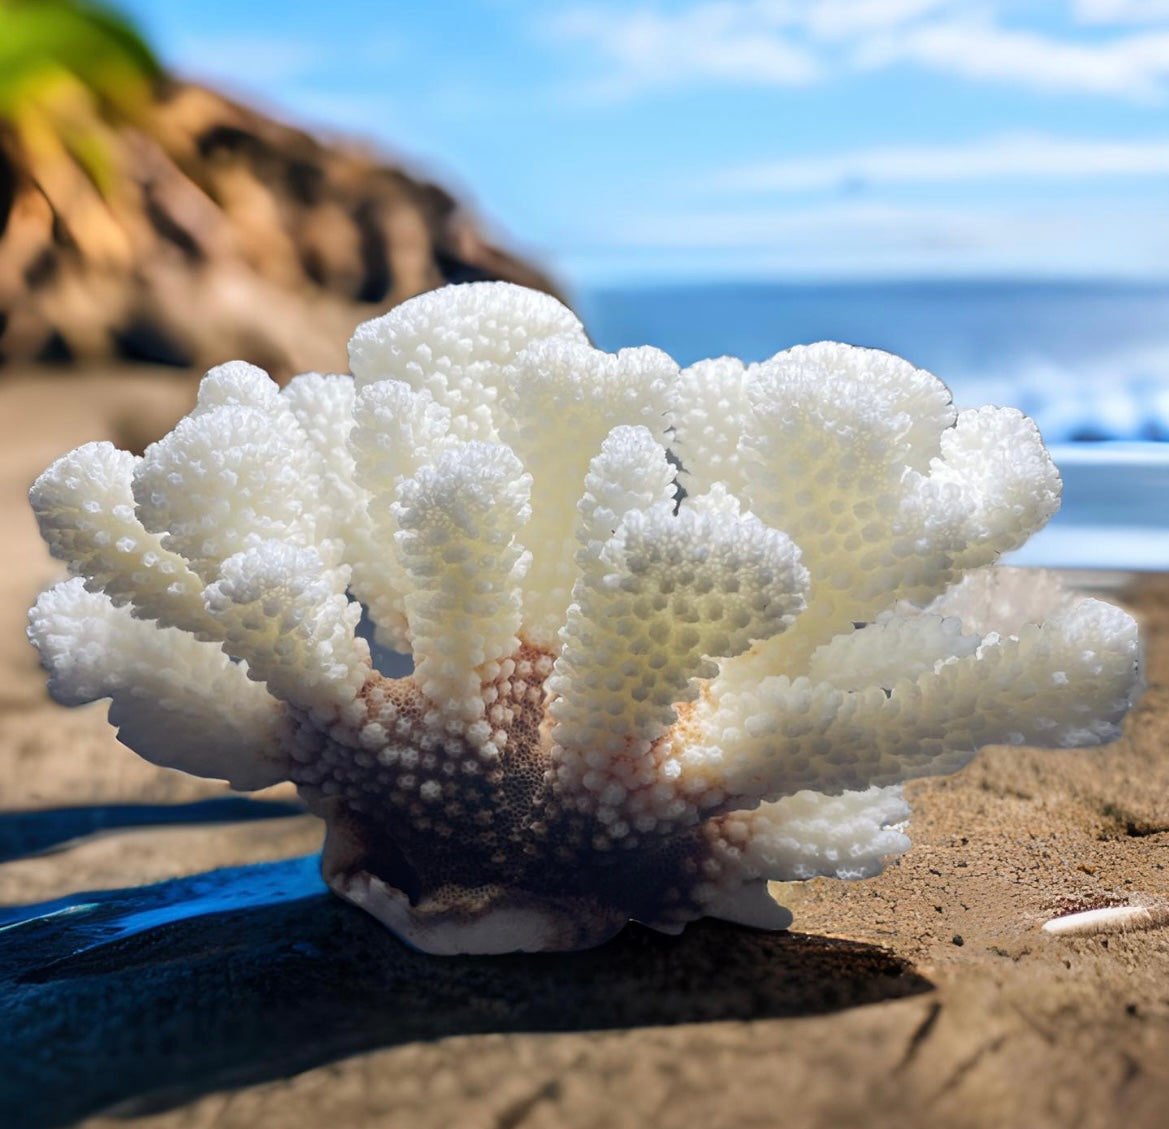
[[28, 283, 1142, 953]]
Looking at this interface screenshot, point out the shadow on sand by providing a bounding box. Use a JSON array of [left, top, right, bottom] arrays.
[[0, 846, 932, 1127], [0, 797, 306, 863]]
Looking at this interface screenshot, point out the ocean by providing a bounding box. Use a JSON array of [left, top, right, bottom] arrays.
[[577, 279, 1169, 569]]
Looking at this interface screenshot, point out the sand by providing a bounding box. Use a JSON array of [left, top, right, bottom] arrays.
[[2, 369, 1168, 1129]]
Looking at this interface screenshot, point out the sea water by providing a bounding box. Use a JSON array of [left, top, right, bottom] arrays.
[[578, 279, 1169, 569]]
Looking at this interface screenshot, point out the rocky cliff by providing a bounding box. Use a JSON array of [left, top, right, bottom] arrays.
[[0, 68, 563, 379]]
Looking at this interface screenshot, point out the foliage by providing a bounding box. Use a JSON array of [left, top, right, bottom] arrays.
[[0, 0, 161, 193]]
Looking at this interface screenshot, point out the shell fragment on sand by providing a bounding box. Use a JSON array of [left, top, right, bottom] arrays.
[[1042, 903, 1169, 937]]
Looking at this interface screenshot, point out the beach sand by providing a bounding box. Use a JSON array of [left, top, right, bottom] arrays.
[[2, 370, 1167, 1129]]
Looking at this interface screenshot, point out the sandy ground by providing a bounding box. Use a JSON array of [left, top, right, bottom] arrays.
[[2, 370, 1168, 1129]]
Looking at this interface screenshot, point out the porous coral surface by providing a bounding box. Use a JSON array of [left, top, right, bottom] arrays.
[[27, 282, 1142, 953]]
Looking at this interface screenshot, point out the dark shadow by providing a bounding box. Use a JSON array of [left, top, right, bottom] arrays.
[[354, 198, 391, 303], [0, 856, 932, 1128], [111, 317, 194, 367], [0, 798, 307, 863]]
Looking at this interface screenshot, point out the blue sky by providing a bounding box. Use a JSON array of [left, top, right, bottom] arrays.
[[114, 0, 1169, 287]]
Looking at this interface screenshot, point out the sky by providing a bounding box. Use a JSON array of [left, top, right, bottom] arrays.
[[113, 0, 1169, 288]]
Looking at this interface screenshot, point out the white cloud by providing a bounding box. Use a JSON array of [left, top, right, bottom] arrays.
[[557, 197, 1169, 282], [788, 0, 961, 39], [544, 0, 969, 99], [712, 133, 1169, 192], [548, 1, 1169, 102], [1073, 0, 1169, 24], [858, 16, 1169, 100], [547, 5, 821, 98], [610, 200, 985, 251]]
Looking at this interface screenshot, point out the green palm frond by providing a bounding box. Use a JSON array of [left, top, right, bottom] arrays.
[[0, 0, 160, 118], [0, 0, 161, 194]]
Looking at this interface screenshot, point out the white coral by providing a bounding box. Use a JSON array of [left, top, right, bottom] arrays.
[[27, 280, 1142, 954]]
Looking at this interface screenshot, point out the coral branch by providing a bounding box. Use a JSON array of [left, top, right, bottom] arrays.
[[348, 281, 588, 442], [394, 442, 531, 726], [29, 579, 288, 789], [30, 441, 218, 639]]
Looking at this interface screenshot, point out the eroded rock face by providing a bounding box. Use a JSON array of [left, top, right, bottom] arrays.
[[0, 80, 563, 378]]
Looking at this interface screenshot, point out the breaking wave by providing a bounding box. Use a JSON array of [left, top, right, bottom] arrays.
[[949, 341, 1169, 444]]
